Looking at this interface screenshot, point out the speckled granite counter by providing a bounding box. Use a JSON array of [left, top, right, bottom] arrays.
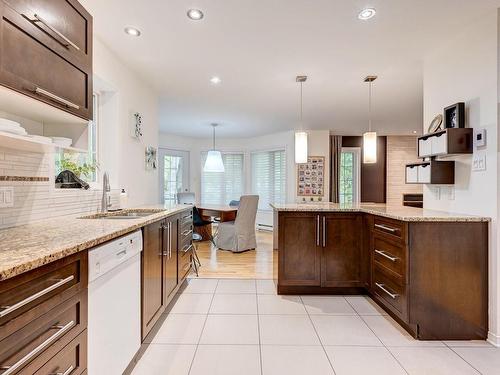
[[0, 204, 192, 281], [270, 203, 490, 222]]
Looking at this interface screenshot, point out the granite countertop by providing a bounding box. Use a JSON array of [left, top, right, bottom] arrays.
[[270, 203, 490, 222], [0, 204, 193, 281]]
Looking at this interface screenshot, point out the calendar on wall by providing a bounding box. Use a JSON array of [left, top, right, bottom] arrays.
[[297, 156, 325, 196]]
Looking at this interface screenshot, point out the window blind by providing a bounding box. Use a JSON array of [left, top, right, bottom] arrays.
[[201, 152, 244, 205], [251, 150, 286, 210]]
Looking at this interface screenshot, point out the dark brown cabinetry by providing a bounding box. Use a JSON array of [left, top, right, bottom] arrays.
[[0, 0, 93, 120], [321, 213, 363, 288], [275, 210, 488, 340], [141, 210, 193, 340], [277, 212, 363, 292], [0, 251, 88, 375]]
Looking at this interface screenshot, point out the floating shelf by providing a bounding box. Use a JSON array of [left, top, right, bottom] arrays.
[[406, 160, 455, 185], [418, 128, 473, 158], [0, 132, 87, 154]]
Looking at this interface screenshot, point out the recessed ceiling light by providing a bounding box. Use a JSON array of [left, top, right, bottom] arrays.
[[187, 9, 204, 20], [124, 27, 141, 36], [210, 76, 221, 85], [413, 130, 418, 134], [358, 8, 376, 20]]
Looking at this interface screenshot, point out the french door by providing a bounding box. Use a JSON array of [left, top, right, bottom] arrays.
[[159, 148, 190, 204]]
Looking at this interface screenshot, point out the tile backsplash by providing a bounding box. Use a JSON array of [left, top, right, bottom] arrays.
[[0, 146, 119, 229]]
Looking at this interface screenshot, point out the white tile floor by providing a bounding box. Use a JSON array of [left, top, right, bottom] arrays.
[[132, 278, 498, 375]]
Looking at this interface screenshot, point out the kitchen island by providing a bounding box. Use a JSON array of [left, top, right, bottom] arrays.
[[271, 203, 489, 341]]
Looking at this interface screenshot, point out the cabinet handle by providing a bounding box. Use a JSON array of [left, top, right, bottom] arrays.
[[374, 249, 399, 262], [183, 244, 193, 253], [32, 14, 81, 51], [182, 229, 193, 237], [34, 87, 80, 109], [374, 223, 397, 233], [375, 283, 399, 299], [50, 365, 75, 375], [0, 321, 75, 375], [322, 216, 326, 248], [0, 275, 74, 318], [316, 215, 320, 246]]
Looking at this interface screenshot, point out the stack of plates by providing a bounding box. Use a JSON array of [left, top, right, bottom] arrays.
[[0, 118, 27, 136], [51, 137, 73, 148], [27, 135, 53, 144]]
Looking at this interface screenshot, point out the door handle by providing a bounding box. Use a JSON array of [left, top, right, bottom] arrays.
[[322, 216, 326, 247], [31, 13, 81, 51], [34, 87, 80, 109], [316, 215, 320, 246]]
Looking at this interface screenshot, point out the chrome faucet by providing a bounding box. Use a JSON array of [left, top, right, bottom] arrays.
[[101, 172, 112, 213]]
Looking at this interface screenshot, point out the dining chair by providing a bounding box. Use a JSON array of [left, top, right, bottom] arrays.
[[216, 195, 259, 253], [193, 206, 216, 246]]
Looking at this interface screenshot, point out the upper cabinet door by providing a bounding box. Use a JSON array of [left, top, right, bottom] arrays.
[[321, 213, 363, 288], [0, 0, 93, 120]]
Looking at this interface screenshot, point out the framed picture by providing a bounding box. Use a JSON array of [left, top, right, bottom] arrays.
[[297, 156, 325, 196], [444, 102, 465, 129], [145, 146, 157, 170]]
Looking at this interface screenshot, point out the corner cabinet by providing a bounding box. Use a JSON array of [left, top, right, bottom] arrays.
[[0, 0, 93, 120], [141, 210, 192, 340], [277, 211, 365, 293]]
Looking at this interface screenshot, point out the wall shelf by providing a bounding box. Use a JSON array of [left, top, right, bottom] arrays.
[[417, 128, 473, 158], [405, 160, 455, 185], [0, 132, 87, 154]]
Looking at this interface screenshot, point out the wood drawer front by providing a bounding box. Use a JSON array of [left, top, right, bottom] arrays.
[[373, 217, 404, 241], [180, 212, 193, 229], [373, 265, 406, 317], [178, 248, 192, 281], [0, 292, 87, 375], [33, 330, 87, 375], [373, 236, 405, 280], [5, 0, 92, 64], [0, 252, 87, 341], [179, 224, 193, 243], [0, 2, 92, 120]]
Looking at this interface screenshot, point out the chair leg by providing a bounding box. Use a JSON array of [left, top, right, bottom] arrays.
[[193, 246, 202, 267]]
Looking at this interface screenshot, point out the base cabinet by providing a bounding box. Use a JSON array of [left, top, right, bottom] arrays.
[[276, 210, 488, 340]]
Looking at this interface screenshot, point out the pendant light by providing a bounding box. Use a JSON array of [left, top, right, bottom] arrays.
[[204, 123, 225, 172], [295, 75, 308, 164], [363, 75, 378, 164]]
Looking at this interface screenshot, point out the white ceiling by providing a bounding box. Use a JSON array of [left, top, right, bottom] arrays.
[[81, 0, 500, 138]]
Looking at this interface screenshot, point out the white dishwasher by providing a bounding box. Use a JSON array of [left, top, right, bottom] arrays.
[[88, 230, 142, 375]]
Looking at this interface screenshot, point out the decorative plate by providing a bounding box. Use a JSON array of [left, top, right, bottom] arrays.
[[428, 114, 443, 133]]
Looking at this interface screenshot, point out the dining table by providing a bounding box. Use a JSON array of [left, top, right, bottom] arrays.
[[195, 204, 238, 241]]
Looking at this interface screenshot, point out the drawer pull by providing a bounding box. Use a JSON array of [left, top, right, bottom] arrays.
[[32, 14, 81, 51], [0, 275, 74, 318], [374, 249, 399, 262], [316, 215, 320, 246], [374, 223, 397, 233], [0, 321, 75, 375], [182, 229, 193, 237], [183, 244, 193, 253], [50, 365, 75, 375], [375, 283, 399, 299], [34, 87, 80, 109]]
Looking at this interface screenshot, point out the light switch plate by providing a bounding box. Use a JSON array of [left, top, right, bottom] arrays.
[[0, 187, 14, 208], [472, 153, 486, 171]]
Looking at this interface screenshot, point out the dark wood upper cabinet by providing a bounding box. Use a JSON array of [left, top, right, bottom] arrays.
[[0, 0, 93, 120], [278, 212, 321, 287], [321, 213, 363, 288], [141, 220, 164, 339]]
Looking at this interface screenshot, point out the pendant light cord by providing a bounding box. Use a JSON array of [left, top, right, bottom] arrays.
[[213, 125, 215, 150], [300, 82, 303, 124], [368, 81, 372, 132]]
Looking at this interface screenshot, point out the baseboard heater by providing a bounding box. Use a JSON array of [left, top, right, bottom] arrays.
[[257, 223, 273, 232]]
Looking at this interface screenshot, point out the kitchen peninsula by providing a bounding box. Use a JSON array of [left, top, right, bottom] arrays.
[[272, 203, 489, 341]]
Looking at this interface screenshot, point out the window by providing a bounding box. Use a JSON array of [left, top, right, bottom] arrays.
[[201, 152, 244, 205], [162, 155, 183, 204], [251, 150, 286, 210], [55, 93, 99, 183], [339, 147, 361, 204]]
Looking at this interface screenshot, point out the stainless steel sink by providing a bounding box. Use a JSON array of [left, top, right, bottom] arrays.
[[79, 210, 162, 220]]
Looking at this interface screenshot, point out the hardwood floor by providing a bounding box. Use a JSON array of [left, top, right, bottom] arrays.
[[191, 230, 277, 279]]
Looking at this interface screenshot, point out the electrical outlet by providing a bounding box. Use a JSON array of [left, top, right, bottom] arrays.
[[0, 187, 14, 208], [472, 153, 486, 171]]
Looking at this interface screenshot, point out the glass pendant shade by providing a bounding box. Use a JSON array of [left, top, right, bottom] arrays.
[[295, 131, 308, 164], [363, 132, 377, 164], [204, 150, 225, 172]]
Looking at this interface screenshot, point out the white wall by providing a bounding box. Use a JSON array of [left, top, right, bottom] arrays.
[[159, 130, 331, 225], [93, 38, 159, 207], [422, 11, 499, 343]]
